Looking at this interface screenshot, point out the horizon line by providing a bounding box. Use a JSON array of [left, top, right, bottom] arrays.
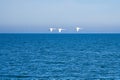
[[0, 32, 120, 34]]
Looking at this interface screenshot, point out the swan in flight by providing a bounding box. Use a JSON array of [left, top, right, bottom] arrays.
[[58, 28, 65, 32], [49, 28, 56, 32], [76, 27, 82, 32]]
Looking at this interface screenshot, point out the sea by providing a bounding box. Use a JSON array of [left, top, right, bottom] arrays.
[[0, 34, 120, 80]]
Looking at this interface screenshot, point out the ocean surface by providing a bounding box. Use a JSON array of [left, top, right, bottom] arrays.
[[0, 34, 120, 80]]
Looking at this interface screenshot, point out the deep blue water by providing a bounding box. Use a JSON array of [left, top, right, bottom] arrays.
[[0, 34, 120, 80]]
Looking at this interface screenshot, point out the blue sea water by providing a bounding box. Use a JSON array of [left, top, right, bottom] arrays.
[[0, 34, 120, 80]]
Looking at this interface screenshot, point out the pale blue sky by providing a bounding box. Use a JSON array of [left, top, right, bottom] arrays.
[[0, 0, 120, 33]]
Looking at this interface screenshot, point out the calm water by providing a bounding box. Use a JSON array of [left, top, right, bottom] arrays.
[[0, 34, 120, 80]]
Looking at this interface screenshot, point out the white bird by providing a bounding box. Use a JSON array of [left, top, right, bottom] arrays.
[[58, 28, 65, 32], [49, 28, 56, 32], [76, 27, 82, 32]]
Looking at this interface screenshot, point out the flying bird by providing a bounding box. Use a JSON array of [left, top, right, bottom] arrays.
[[76, 27, 82, 32], [58, 28, 65, 32], [49, 28, 56, 32]]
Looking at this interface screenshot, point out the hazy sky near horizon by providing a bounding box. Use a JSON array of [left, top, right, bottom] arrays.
[[0, 0, 120, 33]]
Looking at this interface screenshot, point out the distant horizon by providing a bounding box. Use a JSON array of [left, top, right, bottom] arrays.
[[0, 0, 120, 33], [1, 31, 120, 34]]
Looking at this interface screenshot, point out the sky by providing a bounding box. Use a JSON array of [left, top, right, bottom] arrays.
[[0, 0, 120, 33]]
